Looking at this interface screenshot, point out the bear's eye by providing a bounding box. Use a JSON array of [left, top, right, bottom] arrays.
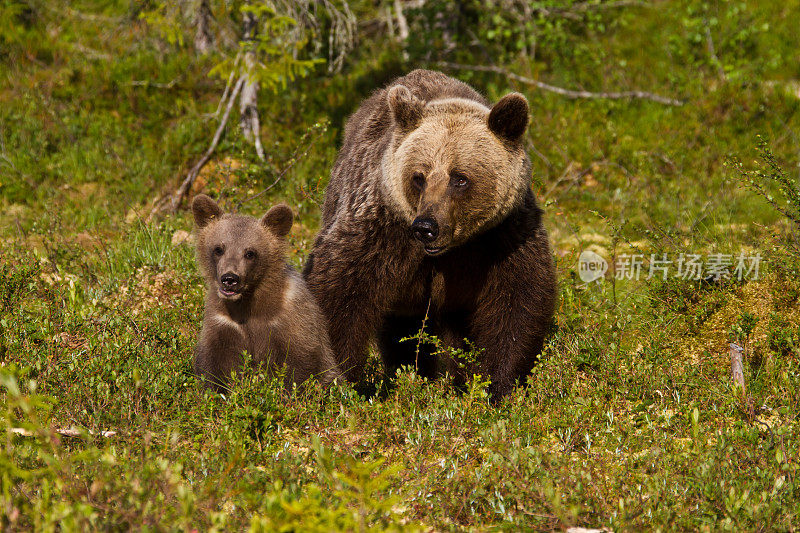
[[450, 172, 469, 188], [244, 250, 256, 260], [411, 172, 425, 191], [213, 246, 224, 257]]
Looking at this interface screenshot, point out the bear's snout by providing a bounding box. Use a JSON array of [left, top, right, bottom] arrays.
[[411, 217, 439, 244], [219, 272, 241, 293]]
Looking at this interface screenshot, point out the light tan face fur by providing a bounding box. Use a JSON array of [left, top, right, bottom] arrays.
[[382, 91, 529, 254], [197, 218, 282, 301], [192, 195, 293, 302]]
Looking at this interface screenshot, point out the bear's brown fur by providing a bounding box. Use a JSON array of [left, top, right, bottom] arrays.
[[192, 194, 340, 392], [303, 69, 556, 399]]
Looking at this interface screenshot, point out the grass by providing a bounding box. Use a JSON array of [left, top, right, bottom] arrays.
[[1, 0, 800, 530]]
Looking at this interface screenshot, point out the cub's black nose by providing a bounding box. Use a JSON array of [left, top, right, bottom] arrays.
[[411, 217, 439, 244], [220, 272, 240, 288]]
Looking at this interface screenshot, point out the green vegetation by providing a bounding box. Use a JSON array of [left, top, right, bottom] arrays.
[[2, 0, 799, 529]]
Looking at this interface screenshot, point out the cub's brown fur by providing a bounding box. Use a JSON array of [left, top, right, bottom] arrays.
[[192, 194, 339, 392], [303, 69, 556, 399]]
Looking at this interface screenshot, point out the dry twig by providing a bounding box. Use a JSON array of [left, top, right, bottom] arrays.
[[729, 342, 746, 394], [438, 62, 684, 106], [11, 427, 118, 438], [149, 76, 246, 219], [125, 79, 179, 89]]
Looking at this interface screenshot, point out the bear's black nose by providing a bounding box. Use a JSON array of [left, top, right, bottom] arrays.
[[220, 272, 240, 288], [411, 217, 439, 244]]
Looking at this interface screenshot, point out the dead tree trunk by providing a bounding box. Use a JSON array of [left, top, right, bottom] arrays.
[[194, 0, 214, 54], [239, 8, 265, 160]]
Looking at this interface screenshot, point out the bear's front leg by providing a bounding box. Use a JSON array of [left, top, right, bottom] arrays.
[[303, 231, 402, 382], [470, 242, 556, 399], [194, 322, 246, 393]]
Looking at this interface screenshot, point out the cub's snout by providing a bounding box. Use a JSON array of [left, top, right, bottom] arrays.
[[219, 272, 241, 298]]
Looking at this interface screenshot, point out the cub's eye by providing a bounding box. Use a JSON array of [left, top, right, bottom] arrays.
[[213, 246, 224, 257], [411, 172, 425, 191], [451, 172, 469, 188], [244, 250, 256, 260]]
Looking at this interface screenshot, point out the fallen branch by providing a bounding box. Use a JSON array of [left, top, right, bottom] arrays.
[[437, 62, 684, 106], [11, 427, 118, 438], [125, 78, 180, 89], [729, 342, 746, 394], [149, 75, 246, 220]]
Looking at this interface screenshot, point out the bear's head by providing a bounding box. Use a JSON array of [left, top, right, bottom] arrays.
[[192, 194, 293, 301], [382, 85, 531, 256]]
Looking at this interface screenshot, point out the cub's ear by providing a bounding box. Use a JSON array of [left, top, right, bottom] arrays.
[[387, 84, 423, 133], [488, 92, 529, 142], [192, 194, 223, 229], [261, 203, 293, 237]]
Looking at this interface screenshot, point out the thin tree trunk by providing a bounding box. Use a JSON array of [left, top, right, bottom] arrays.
[[239, 8, 265, 159], [194, 0, 214, 54], [394, 0, 409, 41], [730, 342, 746, 395]]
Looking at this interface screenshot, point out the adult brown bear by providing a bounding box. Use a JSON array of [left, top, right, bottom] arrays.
[[303, 69, 556, 398]]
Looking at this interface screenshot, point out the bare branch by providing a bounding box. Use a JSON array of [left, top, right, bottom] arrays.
[[210, 52, 242, 120], [149, 75, 246, 219], [437, 62, 684, 106], [730, 342, 746, 395], [125, 78, 180, 89]]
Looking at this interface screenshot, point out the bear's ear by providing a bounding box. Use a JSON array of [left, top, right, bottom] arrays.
[[387, 84, 423, 133], [192, 194, 223, 229], [261, 203, 293, 237], [488, 92, 529, 142]]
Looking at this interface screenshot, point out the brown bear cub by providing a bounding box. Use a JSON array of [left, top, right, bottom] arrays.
[[304, 69, 556, 399], [192, 194, 340, 392]]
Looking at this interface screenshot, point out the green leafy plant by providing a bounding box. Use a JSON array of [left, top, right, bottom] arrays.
[[729, 136, 800, 230]]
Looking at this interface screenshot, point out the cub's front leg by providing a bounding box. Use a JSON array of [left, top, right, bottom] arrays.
[[194, 319, 247, 393]]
